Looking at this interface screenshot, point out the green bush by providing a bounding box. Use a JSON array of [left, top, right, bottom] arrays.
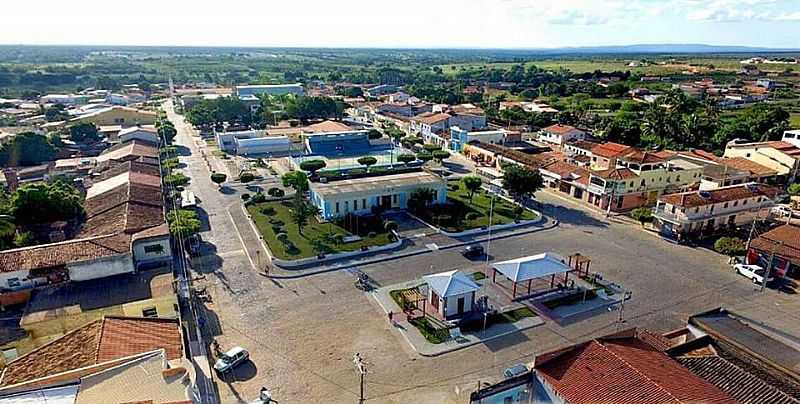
[[251, 193, 267, 203], [262, 207, 276, 215], [449, 184, 460, 191], [367, 231, 377, 238], [465, 212, 481, 220], [241, 193, 250, 201], [714, 236, 746, 257], [267, 187, 280, 196], [276, 232, 289, 243]]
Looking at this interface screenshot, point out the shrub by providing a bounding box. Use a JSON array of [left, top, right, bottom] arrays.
[[262, 207, 276, 215], [367, 231, 377, 238], [273, 188, 285, 197], [276, 232, 289, 243], [465, 212, 481, 220], [383, 220, 398, 232], [630, 207, 653, 226], [714, 236, 746, 257], [241, 193, 250, 201], [333, 233, 345, 244], [250, 193, 267, 203], [267, 187, 280, 196], [271, 225, 283, 233], [449, 184, 460, 191]]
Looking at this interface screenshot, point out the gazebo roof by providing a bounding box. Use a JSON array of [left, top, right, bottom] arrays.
[[492, 253, 571, 283], [422, 270, 480, 298]]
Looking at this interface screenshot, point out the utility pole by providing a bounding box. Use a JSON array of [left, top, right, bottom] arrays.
[[485, 186, 496, 265], [761, 241, 783, 293], [353, 353, 367, 404]]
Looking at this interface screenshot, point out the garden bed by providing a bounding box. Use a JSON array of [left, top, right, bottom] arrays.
[[542, 289, 598, 310], [247, 201, 393, 260], [459, 306, 536, 332], [412, 179, 538, 233], [408, 317, 450, 344]]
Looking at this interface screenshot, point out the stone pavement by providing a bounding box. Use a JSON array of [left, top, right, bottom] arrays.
[[371, 281, 545, 356]]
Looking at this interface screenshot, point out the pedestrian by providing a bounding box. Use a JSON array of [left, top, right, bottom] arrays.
[[388, 311, 393, 322]]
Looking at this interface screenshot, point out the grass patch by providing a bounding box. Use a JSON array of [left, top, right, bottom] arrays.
[[247, 201, 393, 260], [790, 113, 800, 128], [459, 306, 536, 332], [543, 289, 598, 310], [414, 179, 538, 232], [408, 317, 450, 344], [580, 275, 616, 296], [471, 271, 487, 281]]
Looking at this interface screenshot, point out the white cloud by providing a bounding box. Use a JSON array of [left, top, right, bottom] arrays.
[[682, 0, 799, 22]]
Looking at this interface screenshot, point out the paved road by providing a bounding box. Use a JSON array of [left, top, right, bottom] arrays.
[[169, 110, 800, 403]]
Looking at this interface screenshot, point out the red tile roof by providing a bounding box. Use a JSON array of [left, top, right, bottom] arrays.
[[0, 316, 181, 387], [620, 149, 667, 164], [412, 112, 451, 125], [591, 142, 633, 158], [535, 329, 734, 404], [722, 157, 778, 177], [593, 167, 639, 180], [659, 183, 781, 208], [543, 124, 582, 135], [750, 224, 800, 264], [0, 233, 131, 273]]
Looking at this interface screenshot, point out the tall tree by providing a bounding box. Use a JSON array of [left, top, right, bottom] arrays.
[[462, 176, 482, 205], [290, 197, 320, 235], [282, 171, 309, 192], [10, 181, 84, 225], [501, 165, 543, 202], [0, 133, 56, 167]]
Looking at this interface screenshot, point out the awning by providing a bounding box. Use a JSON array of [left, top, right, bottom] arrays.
[[492, 253, 571, 283]]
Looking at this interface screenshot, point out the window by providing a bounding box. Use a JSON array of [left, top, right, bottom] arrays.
[[362, 199, 367, 209], [142, 307, 158, 318], [393, 194, 398, 203], [743, 199, 747, 205], [723, 202, 729, 208], [335, 202, 340, 213], [144, 244, 164, 254], [7, 278, 20, 288], [733, 201, 738, 207], [345, 201, 349, 212], [354, 200, 358, 210]]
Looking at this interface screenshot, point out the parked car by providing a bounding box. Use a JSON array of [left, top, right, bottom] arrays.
[[503, 363, 529, 379], [462, 245, 485, 258], [188, 234, 203, 255], [771, 205, 795, 218], [214, 346, 249, 374], [734, 264, 773, 284]]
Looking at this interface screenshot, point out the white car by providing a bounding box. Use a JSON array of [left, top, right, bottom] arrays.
[[734, 264, 773, 284], [214, 346, 249, 374], [771, 205, 793, 218]]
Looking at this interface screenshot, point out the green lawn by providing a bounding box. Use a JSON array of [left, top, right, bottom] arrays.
[[417, 179, 538, 232], [790, 113, 800, 129], [247, 201, 393, 260]]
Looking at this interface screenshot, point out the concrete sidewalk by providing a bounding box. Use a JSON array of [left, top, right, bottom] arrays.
[[370, 282, 545, 357]]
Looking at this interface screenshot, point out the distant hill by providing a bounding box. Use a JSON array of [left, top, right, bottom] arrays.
[[529, 43, 798, 54]]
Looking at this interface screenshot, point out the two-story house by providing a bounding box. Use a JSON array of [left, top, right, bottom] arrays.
[[538, 124, 587, 147], [723, 140, 800, 183], [411, 112, 451, 145], [585, 150, 705, 212], [653, 183, 781, 241]]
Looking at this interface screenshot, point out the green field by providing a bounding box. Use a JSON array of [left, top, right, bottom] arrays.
[[247, 201, 392, 260]]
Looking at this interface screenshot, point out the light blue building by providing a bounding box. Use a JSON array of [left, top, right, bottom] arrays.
[[309, 171, 447, 220], [448, 127, 514, 152]]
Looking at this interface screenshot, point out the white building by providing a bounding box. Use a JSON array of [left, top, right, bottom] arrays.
[[538, 124, 587, 147], [783, 130, 800, 149], [309, 171, 447, 220], [422, 270, 480, 319], [234, 84, 304, 98], [653, 183, 781, 240], [234, 135, 293, 156]]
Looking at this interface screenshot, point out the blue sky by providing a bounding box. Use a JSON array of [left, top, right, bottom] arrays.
[[2, 0, 798, 48]]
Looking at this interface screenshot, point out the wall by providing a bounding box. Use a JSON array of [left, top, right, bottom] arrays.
[[79, 109, 157, 126], [67, 254, 134, 282], [312, 180, 447, 220], [0, 270, 33, 290], [443, 292, 474, 318]]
